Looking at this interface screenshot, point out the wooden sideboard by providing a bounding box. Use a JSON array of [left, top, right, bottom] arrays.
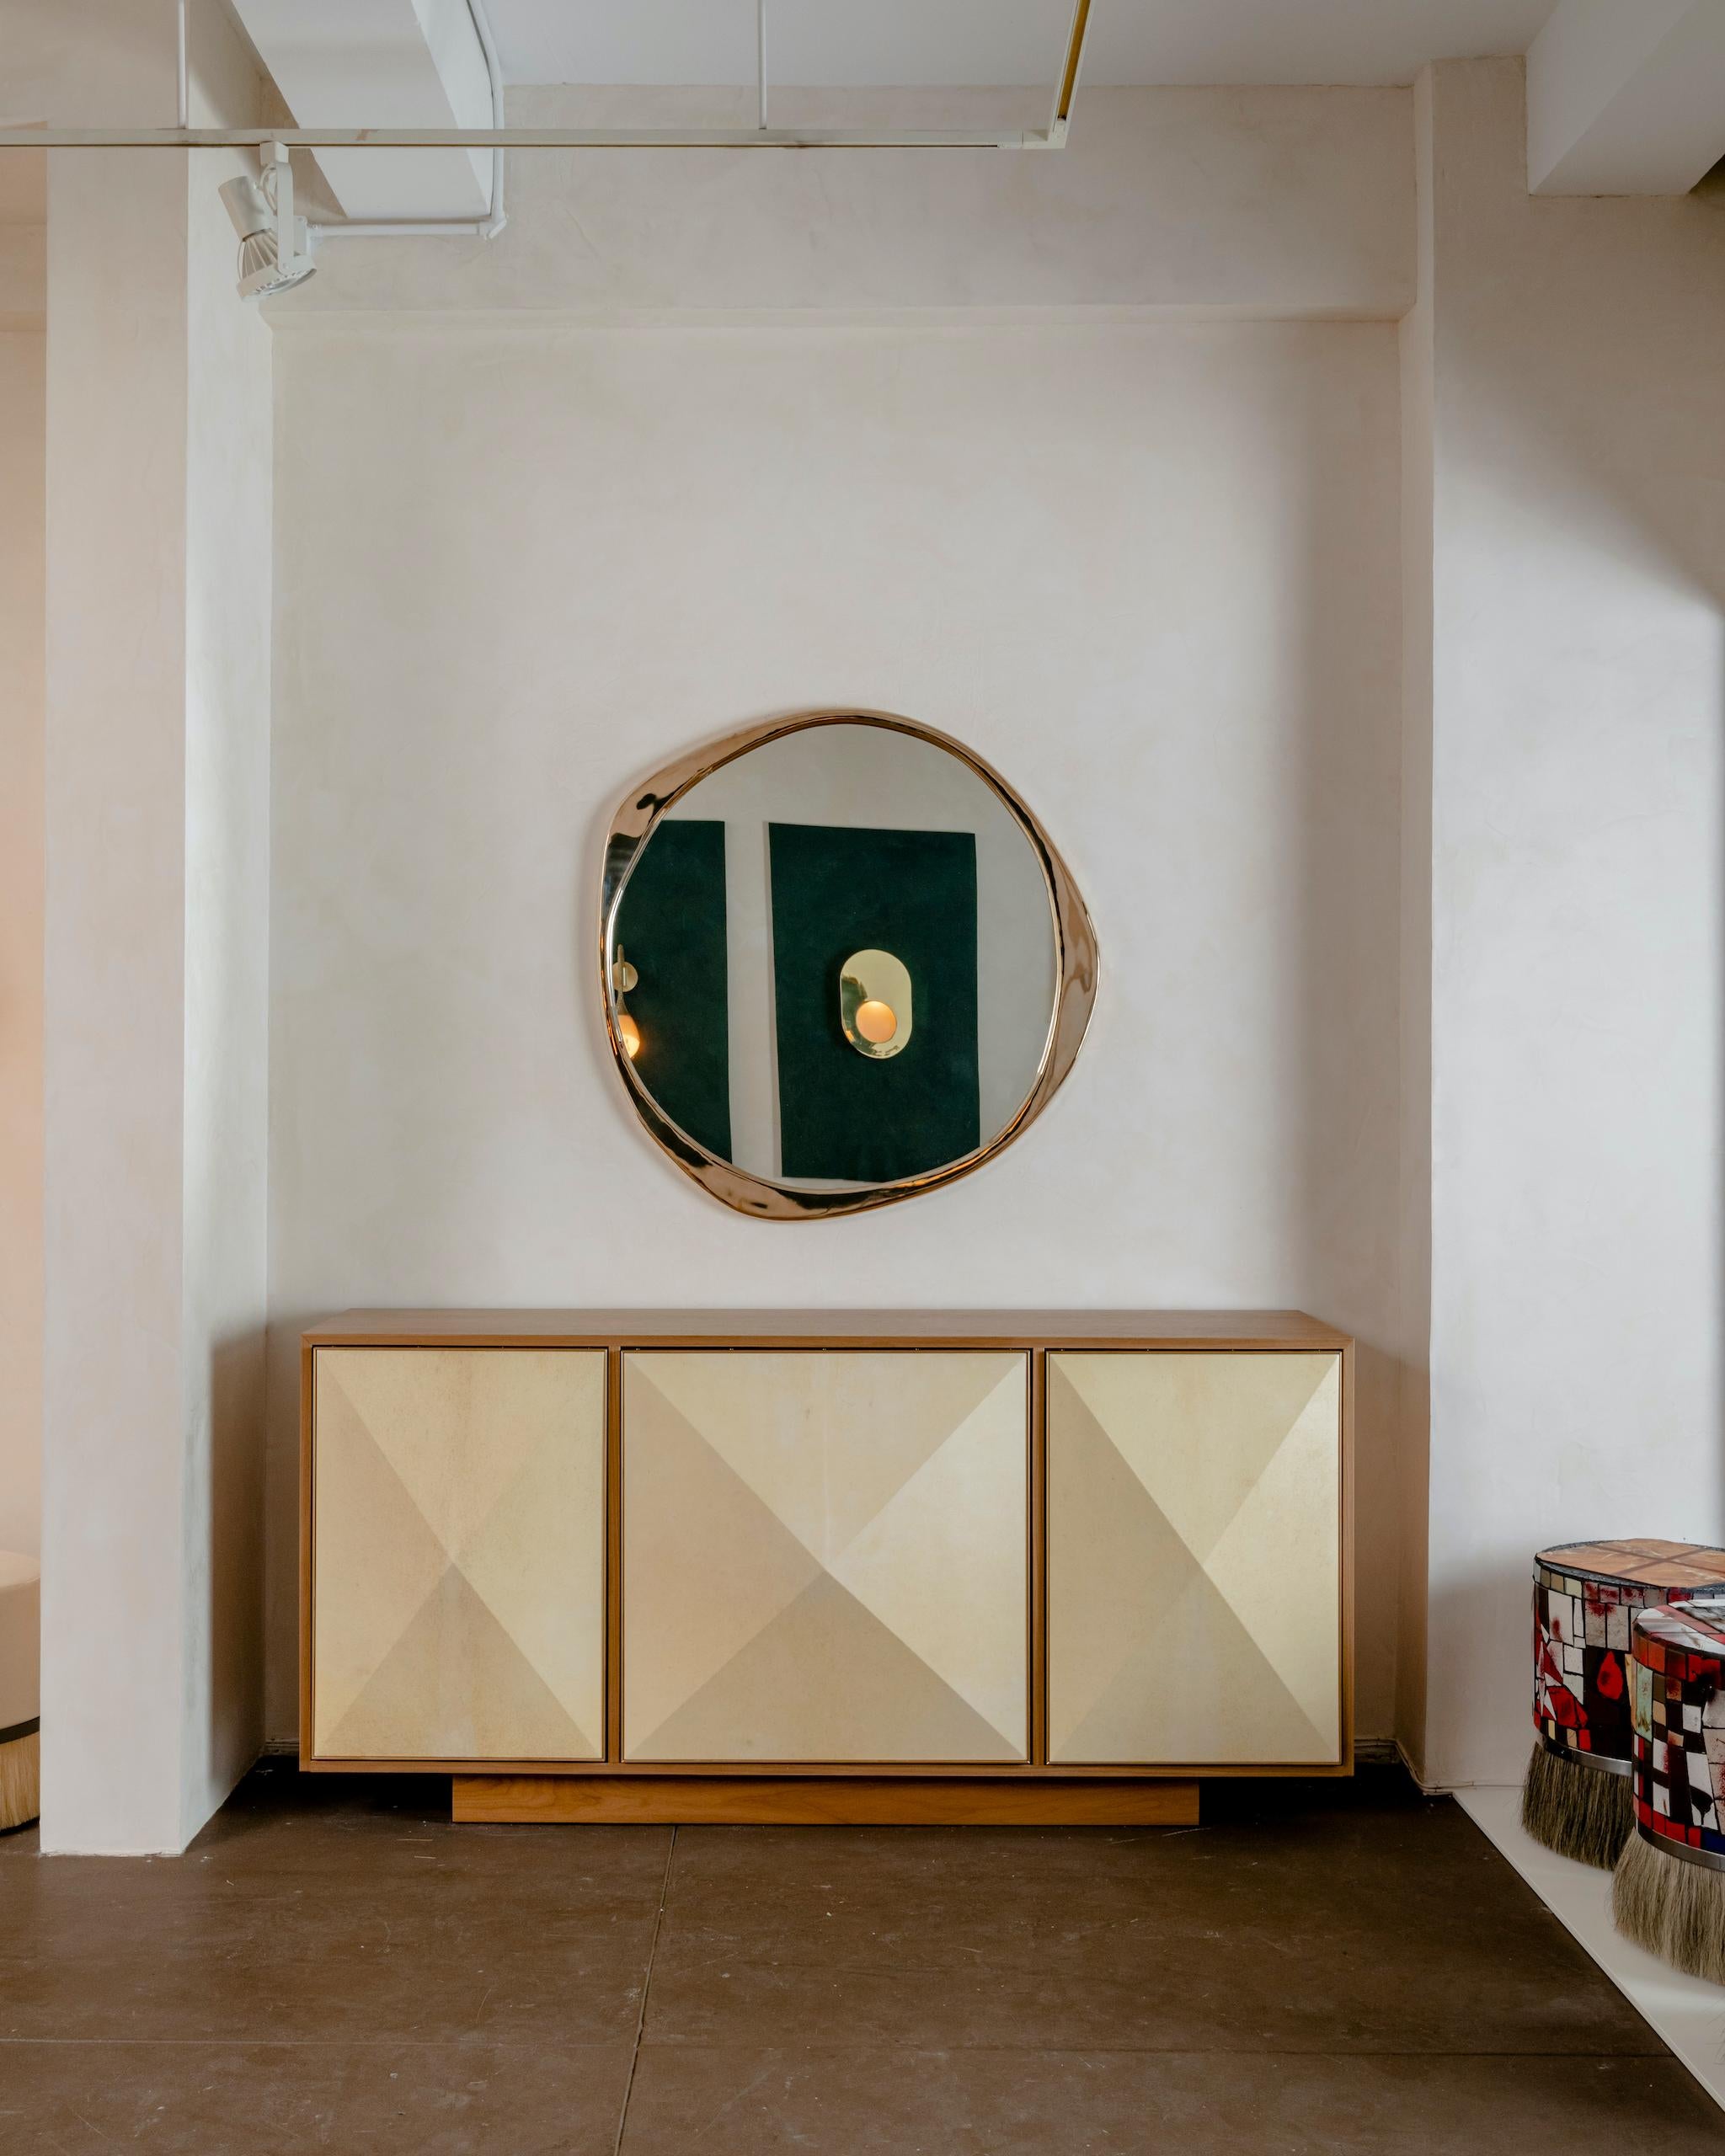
[[300, 1310, 1353, 1824]]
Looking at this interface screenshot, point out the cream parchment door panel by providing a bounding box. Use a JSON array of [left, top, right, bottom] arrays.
[[623, 1350, 1028, 1763], [1047, 1352, 1341, 1765], [312, 1348, 606, 1762]]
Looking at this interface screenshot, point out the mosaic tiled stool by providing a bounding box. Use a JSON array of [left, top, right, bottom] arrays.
[[1613, 1597, 1725, 1983], [1523, 1540, 1725, 1868]]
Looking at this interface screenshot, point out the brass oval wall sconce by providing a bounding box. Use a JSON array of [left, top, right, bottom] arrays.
[[612, 948, 642, 1059], [841, 949, 912, 1059], [600, 708, 1098, 1221]]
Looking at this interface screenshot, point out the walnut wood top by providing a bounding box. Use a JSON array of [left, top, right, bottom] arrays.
[[1537, 1539, 1725, 1591], [303, 1310, 1351, 1352]]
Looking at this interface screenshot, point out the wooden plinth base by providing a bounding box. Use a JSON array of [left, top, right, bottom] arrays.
[[452, 1774, 1200, 1827]]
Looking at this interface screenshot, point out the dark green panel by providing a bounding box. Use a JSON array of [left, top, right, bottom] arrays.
[[769, 822, 980, 1182], [613, 819, 732, 1161]]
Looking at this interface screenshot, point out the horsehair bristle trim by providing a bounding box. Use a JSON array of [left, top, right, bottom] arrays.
[[1613, 1828, 1725, 1984], [1520, 1740, 1633, 1870]]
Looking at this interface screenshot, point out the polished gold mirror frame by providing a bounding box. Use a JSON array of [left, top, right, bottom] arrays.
[[599, 709, 1099, 1221]]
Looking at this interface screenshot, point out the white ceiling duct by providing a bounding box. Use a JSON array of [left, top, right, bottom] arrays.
[[227, 0, 505, 234]]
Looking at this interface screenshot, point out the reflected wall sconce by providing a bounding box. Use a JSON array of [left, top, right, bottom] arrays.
[[841, 949, 912, 1060], [613, 947, 642, 1059]]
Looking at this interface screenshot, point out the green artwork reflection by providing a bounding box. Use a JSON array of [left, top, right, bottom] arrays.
[[769, 822, 980, 1182], [612, 819, 732, 1161]]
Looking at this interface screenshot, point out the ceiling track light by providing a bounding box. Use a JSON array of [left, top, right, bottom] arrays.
[[218, 142, 316, 302]]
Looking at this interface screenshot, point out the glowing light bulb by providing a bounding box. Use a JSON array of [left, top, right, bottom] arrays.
[[854, 999, 897, 1045], [618, 1010, 642, 1059]]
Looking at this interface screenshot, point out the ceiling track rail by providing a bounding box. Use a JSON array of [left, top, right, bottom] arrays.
[[0, 126, 1065, 149], [0, 0, 1094, 154]]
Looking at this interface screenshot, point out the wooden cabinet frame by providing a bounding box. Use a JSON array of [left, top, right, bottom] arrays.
[[300, 1310, 1353, 1822]]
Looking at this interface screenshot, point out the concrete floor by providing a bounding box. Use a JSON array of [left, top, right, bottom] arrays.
[[1461, 1784, 1725, 2112], [1, 1763, 1721, 2153]]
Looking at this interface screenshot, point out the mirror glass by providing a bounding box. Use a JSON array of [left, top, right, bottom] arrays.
[[608, 720, 1064, 1196]]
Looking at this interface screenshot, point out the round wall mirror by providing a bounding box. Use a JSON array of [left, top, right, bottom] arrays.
[[600, 711, 1097, 1219]]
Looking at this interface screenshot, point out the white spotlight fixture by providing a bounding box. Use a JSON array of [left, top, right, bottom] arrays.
[[218, 143, 315, 301]]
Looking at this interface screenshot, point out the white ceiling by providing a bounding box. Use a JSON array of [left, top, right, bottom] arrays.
[[491, 0, 1559, 90]]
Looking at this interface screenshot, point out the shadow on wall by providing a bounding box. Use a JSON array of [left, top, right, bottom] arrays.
[[201, 1325, 268, 1813], [261, 1316, 314, 1748]]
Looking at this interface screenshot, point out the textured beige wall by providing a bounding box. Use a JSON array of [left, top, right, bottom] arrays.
[[5, 65, 1418, 1801], [1415, 60, 1725, 1785], [288, 83, 1415, 319], [0, 151, 44, 1567], [265, 308, 1406, 1742], [263, 83, 1415, 1751]]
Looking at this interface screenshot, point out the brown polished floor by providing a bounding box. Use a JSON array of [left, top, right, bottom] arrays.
[[2, 1763, 1722, 2153]]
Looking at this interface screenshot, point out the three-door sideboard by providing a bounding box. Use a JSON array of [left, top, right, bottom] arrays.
[[300, 1311, 1353, 1824]]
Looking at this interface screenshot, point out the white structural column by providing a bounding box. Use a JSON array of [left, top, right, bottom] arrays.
[[228, 0, 494, 220], [1407, 58, 1725, 1786], [1528, 0, 1725, 195], [41, 130, 272, 1853]]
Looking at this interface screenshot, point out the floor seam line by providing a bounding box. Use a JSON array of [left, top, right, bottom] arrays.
[[0, 2038, 1680, 2062], [614, 1826, 678, 2154], [0, 2036, 647, 2052], [622, 2041, 1674, 2060]]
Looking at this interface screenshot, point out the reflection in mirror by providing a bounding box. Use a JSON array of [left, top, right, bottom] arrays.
[[603, 713, 1095, 1218]]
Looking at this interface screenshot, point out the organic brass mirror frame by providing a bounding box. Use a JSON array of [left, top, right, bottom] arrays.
[[599, 709, 1099, 1221]]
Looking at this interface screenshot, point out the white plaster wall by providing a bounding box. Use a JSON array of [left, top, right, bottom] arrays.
[[0, 165, 44, 1561], [287, 84, 1414, 320], [0, 326, 44, 1566], [1418, 61, 1725, 1785], [266, 312, 1405, 1740]]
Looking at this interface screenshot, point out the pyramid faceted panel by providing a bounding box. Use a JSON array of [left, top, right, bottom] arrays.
[[631, 1574, 1021, 1765], [623, 1350, 1028, 1762], [631, 1349, 1016, 1564], [621, 1369, 825, 1755], [312, 1348, 606, 1762], [1047, 1352, 1342, 1765]]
